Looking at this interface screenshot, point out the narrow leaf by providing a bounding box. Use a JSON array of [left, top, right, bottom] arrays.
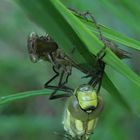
[[78, 17, 140, 51], [14, 0, 137, 111], [0, 89, 52, 105]]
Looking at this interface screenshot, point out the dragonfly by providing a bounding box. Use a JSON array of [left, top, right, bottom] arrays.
[[47, 61, 104, 140], [44, 47, 106, 139], [27, 9, 130, 100], [27, 32, 94, 99], [27, 8, 131, 140], [63, 84, 103, 140], [27, 32, 129, 99]]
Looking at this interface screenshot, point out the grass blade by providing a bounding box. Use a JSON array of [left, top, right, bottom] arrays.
[[14, 0, 139, 111], [0, 89, 52, 105], [79, 17, 140, 51]]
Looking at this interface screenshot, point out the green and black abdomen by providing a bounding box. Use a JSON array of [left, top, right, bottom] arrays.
[[63, 96, 103, 140]]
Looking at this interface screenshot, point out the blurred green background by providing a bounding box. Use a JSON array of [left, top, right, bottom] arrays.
[[0, 0, 140, 140]]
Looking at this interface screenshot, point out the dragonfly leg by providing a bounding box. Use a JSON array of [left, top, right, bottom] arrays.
[[48, 70, 72, 100], [95, 62, 105, 94], [44, 58, 72, 99], [69, 8, 105, 42], [69, 8, 109, 61], [88, 59, 105, 94], [44, 66, 59, 87], [46, 85, 73, 99]]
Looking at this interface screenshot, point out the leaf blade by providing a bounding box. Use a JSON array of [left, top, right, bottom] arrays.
[[14, 0, 138, 111], [0, 89, 51, 105]]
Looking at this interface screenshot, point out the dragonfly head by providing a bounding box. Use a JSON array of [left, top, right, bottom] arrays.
[[74, 84, 98, 112], [27, 32, 39, 63]]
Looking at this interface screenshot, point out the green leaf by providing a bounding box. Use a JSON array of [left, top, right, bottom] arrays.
[[51, 0, 140, 94], [102, 0, 140, 34], [102, 74, 131, 111], [51, 0, 140, 87], [14, 0, 139, 111], [79, 17, 140, 51], [0, 89, 52, 105]]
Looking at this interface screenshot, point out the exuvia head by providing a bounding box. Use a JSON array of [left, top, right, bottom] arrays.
[[74, 84, 98, 112], [27, 32, 39, 63]]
